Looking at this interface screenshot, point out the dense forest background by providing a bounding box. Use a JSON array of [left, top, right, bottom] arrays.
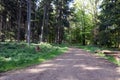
[[0, 0, 120, 48]]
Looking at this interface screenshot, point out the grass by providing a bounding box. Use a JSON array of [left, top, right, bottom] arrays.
[[0, 42, 68, 72], [79, 45, 101, 52], [79, 45, 120, 66]]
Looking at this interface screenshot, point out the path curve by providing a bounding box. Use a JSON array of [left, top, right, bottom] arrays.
[[0, 48, 120, 80]]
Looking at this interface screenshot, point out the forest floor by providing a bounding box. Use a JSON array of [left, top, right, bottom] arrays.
[[0, 48, 120, 80]]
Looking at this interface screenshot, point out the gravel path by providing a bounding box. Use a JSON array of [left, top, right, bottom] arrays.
[[0, 48, 120, 80]]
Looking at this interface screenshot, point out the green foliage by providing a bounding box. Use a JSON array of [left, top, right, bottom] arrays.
[[0, 42, 68, 72], [79, 45, 101, 52], [98, 0, 120, 48], [0, 0, 73, 43], [69, 1, 93, 45], [79, 45, 120, 66]]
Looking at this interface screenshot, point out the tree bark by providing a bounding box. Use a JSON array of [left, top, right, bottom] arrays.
[[0, 15, 2, 35], [17, 0, 21, 42], [40, 4, 46, 42], [45, 1, 50, 42], [27, 0, 31, 45]]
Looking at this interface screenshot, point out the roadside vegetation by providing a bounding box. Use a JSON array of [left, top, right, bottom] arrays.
[[79, 45, 120, 66], [0, 0, 120, 72], [0, 42, 68, 72]]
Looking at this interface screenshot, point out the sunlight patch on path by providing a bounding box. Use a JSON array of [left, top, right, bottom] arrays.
[[73, 64, 103, 70]]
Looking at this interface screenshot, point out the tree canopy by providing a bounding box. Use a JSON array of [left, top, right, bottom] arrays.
[[0, 0, 120, 48]]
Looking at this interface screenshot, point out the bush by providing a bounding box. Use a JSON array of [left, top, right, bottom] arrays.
[[0, 42, 68, 72]]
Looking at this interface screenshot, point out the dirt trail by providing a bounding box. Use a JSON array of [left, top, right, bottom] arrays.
[[0, 48, 120, 80]]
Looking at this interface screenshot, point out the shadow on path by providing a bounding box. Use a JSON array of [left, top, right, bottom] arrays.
[[0, 48, 120, 80]]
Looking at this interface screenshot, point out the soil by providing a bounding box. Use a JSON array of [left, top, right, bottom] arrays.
[[0, 48, 120, 80]]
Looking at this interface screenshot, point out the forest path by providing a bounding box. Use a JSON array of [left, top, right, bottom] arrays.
[[0, 48, 120, 80]]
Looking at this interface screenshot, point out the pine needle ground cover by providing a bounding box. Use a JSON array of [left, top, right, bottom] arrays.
[[0, 42, 68, 72]]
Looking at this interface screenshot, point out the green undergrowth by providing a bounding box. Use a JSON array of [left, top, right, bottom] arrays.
[[0, 42, 68, 72], [79, 45, 120, 66], [79, 45, 101, 53]]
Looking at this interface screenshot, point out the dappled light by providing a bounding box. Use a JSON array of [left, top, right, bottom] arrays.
[[1, 48, 120, 80], [73, 64, 103, 70], [116, 68, 120, 74], [1, 0, 120, 79], [38, 63, 54, 68], [0, 43, 67, 72], [26, 68, 46, 74]]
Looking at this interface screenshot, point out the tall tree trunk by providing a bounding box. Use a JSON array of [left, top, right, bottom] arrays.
[[55, 0, 63, 44], [27, 0, 31, 45], [81, 6, 86, 45], [17, 0, 21, 42], [0, 15, 2, 35], [45, 1, 50, 42], [89, 0, 100, 45], [40, 4, 46, 42], [55, 0, 58, 43], [0, 0, 2, 36]]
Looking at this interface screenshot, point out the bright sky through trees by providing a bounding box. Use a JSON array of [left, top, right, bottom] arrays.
[[73, 0, 102, 14]]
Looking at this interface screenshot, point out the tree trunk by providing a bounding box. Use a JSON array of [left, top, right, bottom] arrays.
[[0, 15, 2, 35], [40, 4, 46, 42], [55, 0, 63, 44], [27, 0, 31, 45], [17, 0, 21, 42], [45, 1, 50, 42], [82, 10, 86, 45]]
